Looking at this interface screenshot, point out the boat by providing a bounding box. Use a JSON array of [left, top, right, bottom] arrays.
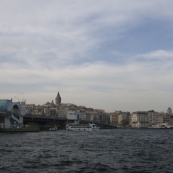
[[49, 125, 58, 131], [152, 123, 173, 129], [66, 121, 100, 131]]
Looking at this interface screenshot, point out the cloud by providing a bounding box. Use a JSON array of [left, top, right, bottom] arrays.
[[1, 1, 173, 111], [1, 52, 173, 90], [1, 0, 173, 65], [136, 50, 173, 60], [0, 71, 173, 112]]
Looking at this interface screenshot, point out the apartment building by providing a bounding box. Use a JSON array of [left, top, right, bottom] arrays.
[[148, 110, 160, 126], [79, 111, 86, 120], [118, 112, 130, 125], [131, 111, 148, 128], [66, 110, 80, 120], [57, 110, 67, 118], [44, 108, 57, 116], [110, 111, 122, 126]]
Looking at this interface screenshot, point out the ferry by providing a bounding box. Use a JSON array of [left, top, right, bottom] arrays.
[[66, 121, 100, 131]]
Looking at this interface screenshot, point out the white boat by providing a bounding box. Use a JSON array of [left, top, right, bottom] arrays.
[[152, 124, 173, 129], [66, 121, 100, 131], [92, 124, 100, 131]]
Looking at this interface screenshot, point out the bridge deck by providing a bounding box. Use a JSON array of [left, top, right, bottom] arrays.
[[24, 114, 66, 121]]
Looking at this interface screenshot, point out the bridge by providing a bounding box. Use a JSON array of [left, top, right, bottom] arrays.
[[23, 114, 67, 130], [24, 115, 117, 130], [1, 113, 116, 130]]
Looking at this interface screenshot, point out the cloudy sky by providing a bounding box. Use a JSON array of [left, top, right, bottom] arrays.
[[0, 0, 173, 112]]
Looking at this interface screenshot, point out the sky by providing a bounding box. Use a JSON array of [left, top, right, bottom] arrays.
[[0, 0, 173, 112]]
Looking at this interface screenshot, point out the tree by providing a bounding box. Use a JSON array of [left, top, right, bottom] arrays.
[[120, 119, 129, 126]]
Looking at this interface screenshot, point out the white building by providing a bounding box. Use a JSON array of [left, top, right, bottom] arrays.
[[167, 107, 172, 115], [67, 110, 80, 120], [131, 111, 148, 128], [148, 110, 160, 126], [57, 110, 67, 118]]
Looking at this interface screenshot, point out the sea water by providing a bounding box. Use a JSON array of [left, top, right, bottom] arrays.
[[0, 129, 173, 173]]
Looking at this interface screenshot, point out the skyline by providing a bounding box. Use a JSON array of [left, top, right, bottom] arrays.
[[0, 0, 173, 112]]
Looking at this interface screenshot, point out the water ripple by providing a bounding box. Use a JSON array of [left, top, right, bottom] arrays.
[[0, 129, 173, 172]]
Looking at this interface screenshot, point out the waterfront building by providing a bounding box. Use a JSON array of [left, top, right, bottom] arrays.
[[100, 113, 107, 122], [86, 113, 93, 121], [163, 113, 171, 124], [99, 113, 110, 124], [67, 110, 80, 122], [110, 111, 122, 125], [92, 111, 100, 121], [167, 107, 172, 115], [105, 113, 111, 124], [148, 110, 160, 126], [129, 114, 132, 125], [79, 111, 86, 120], [118, 112, 130, 125], [157, 114, 164, 124], [131, 111, 148, 128], [57, 110, 67, 118]]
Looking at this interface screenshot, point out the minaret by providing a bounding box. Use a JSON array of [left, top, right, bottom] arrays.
[[55, 92, 61, 104]]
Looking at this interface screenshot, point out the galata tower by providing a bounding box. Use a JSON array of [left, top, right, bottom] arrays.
[[55, 92, 61, 104]]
